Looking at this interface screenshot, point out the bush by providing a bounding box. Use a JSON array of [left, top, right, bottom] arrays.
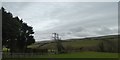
[[97, 40, 118, 53]]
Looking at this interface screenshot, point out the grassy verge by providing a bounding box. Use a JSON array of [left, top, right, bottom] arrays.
[[30, 52, 118, 58], [2, 52, 119, 60]]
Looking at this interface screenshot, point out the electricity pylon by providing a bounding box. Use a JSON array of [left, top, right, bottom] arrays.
[[52, 33, 65, 54]]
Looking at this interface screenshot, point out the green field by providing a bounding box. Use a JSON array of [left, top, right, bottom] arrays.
[[28, 39, 102, 50], [39, 40, 101, 49], [2, 52, 118, 59], [3, 35, 119, 60], [28, 35, 118, 50], [31, 52, 118, 58]]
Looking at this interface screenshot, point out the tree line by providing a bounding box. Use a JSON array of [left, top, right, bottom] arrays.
[[1, 7, 35, 53]]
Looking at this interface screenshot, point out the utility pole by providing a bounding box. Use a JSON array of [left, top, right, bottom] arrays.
[[52, 33, 65, 54]]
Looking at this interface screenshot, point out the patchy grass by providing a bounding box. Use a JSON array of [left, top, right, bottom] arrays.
[[62, 40, 101, 48], [27, 35, 118, 50], [3, 52, 118, 58], [31, 52, 118, 58]]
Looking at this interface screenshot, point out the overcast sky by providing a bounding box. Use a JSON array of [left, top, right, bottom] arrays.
[[2, 2, 118, 41], [1, 0, 120, 2]]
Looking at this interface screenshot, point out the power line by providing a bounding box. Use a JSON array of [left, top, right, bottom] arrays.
[[52, 33, 65, 54]]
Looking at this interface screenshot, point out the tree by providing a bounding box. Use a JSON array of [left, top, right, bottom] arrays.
[[2, 7, 35, 53], [17, 23, 35, 52], [2, 7, 21, 53]]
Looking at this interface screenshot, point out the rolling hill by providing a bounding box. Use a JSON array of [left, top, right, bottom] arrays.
[[28, 34, 119, 53]]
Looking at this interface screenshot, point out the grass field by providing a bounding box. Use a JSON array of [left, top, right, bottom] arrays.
[[2, 52, 118, 58], [29, 39, 102, 49], [31, 52, 118, 58], [2, 52, 119, 60], [2, 35, 119, 60], [28, 35, 118, 50]]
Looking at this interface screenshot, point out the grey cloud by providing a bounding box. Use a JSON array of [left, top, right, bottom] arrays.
[[2, 2, 118, 41], [2, 0, 120, 2]]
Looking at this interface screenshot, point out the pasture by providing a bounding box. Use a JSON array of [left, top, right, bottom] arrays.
[[31, 52, 118, 58], [2, 52, 119, 60], [2, 35, 119, 60]]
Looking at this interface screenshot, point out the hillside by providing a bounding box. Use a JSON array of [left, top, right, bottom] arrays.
[[28, 34, 118, 53]]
